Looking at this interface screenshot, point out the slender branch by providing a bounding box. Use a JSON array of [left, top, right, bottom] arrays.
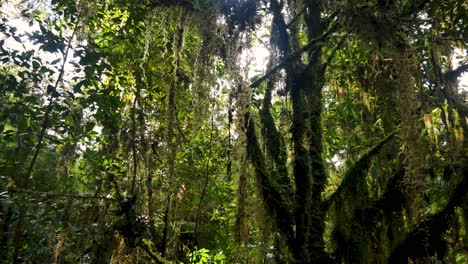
[[26, 23, 78, 180], [130, 94, 138, 195], [226, 94, 233, 181], [285, 0, 328, 29], [286, 6, 306, 28], [321, 33, 349, 73]]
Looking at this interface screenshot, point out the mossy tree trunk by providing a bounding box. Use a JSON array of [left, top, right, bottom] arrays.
[[245, 0, 331, 262]]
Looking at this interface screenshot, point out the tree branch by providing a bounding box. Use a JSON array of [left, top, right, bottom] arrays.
[[443, 63, 468, 82], [286, 6, 306, 28], [388, 164, 468, 262], [250, 22, 339, 89], [325, 131, 396, 209], [245, 111, 295, 248]]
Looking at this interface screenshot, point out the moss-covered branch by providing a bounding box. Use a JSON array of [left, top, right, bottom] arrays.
[[260, 82, 291, 191], [259, 1, 292, 193], [388, 165, 468, 263], [326, 131, 396, 209], [245, 111, 295, 249]]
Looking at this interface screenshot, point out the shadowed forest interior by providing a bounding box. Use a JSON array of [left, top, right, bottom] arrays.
[[0, 0, 467, 263]]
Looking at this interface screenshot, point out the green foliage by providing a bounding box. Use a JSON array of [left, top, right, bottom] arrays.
[[0, 0, 466, 263], [187, 248, 226, 264]]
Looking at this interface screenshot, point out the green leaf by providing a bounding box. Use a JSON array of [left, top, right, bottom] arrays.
[[32, 60, 41, 69], [47, 84, 56, 95], [51, 58, 61, 65], [74, 80, 87, 93]]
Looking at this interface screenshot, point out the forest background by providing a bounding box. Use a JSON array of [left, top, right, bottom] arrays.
[[0, 0, 467, 263]]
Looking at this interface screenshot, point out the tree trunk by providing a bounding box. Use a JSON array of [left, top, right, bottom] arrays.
[[291, 1, 328, 262], [236, 156, 249, 244]]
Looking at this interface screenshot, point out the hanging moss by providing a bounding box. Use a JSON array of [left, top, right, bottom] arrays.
[[244, 111, 295, 250], [260, 55, 291, 195]]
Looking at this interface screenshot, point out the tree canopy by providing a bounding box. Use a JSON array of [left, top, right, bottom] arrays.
[[0, 0, 467, 263]]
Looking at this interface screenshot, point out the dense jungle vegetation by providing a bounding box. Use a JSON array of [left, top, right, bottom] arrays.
[[0, 0, 467, 263]]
